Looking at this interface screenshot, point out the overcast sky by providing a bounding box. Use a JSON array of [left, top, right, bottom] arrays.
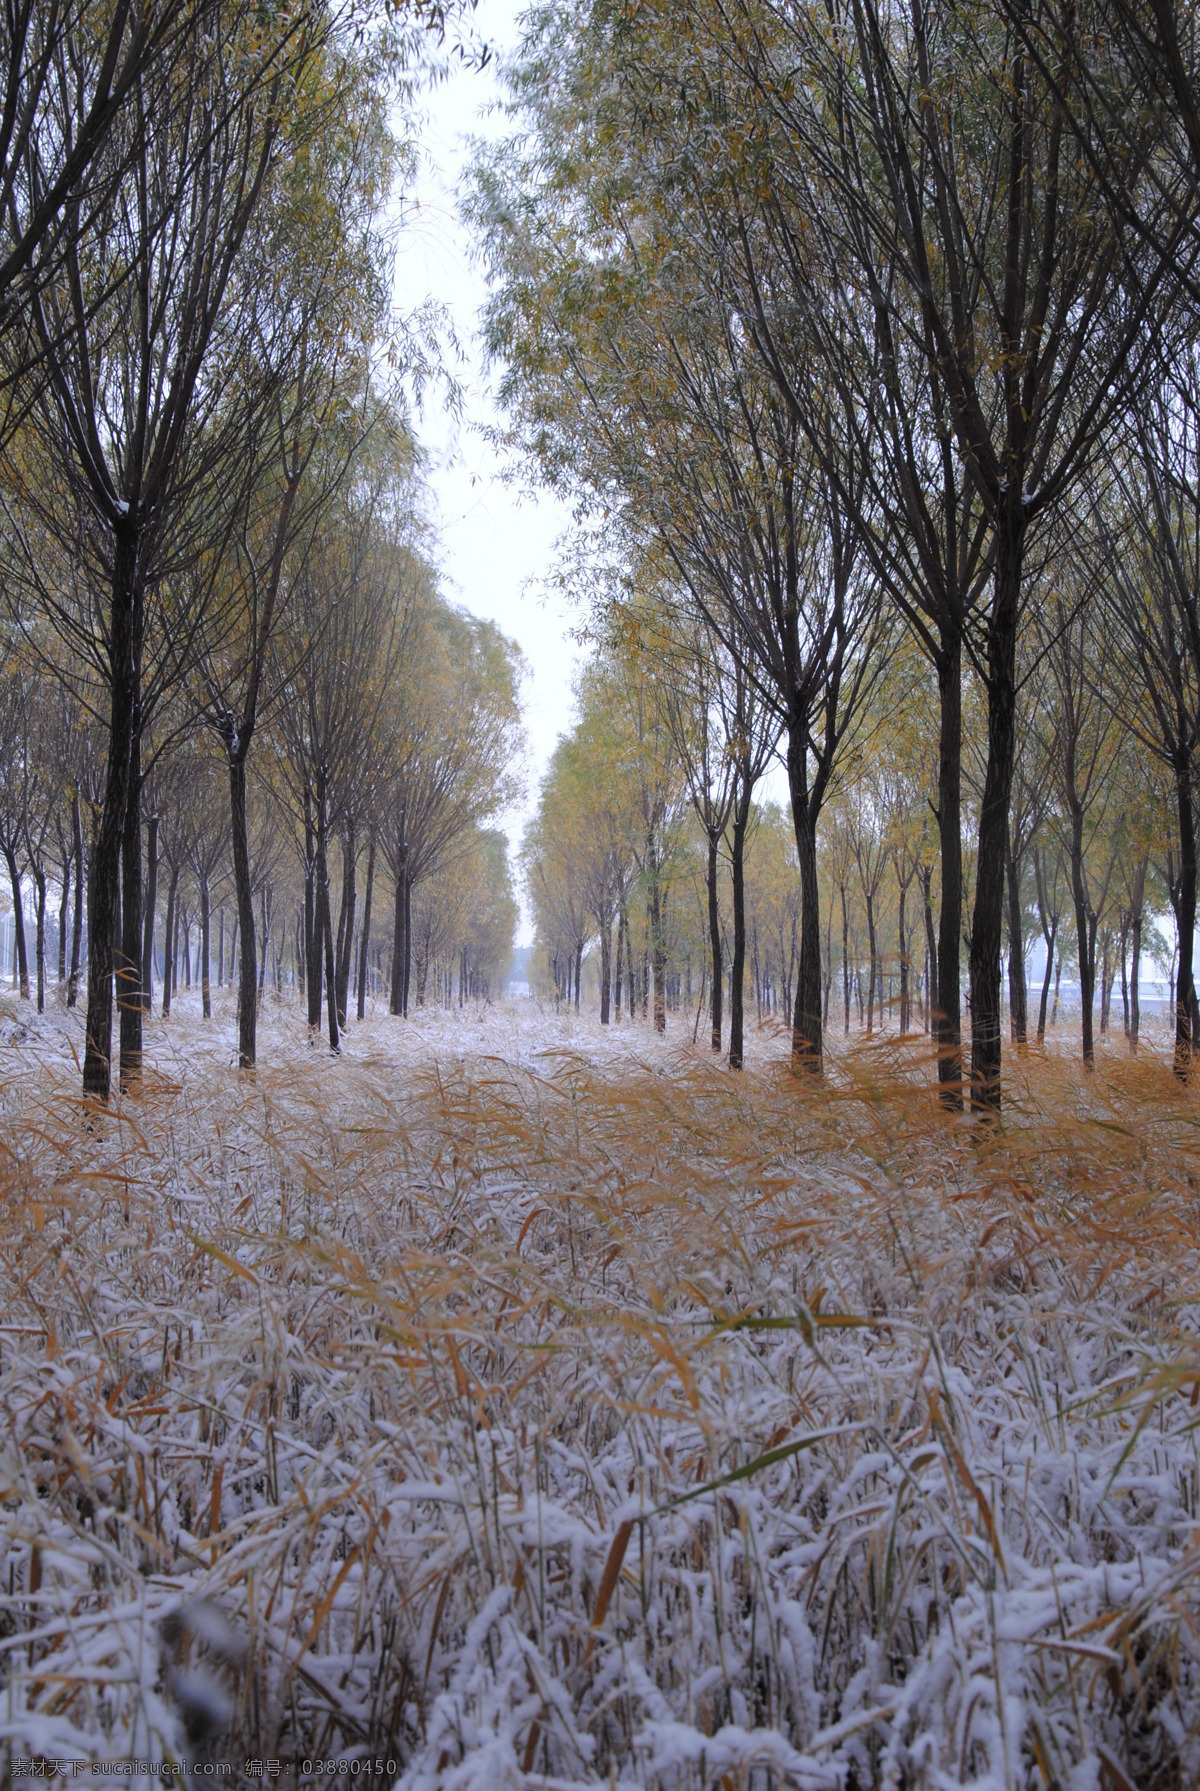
[[390, 1, 580, 944]]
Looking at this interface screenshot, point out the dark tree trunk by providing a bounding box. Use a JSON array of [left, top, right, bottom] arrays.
[[1037, 921, 1056, 1044], [1173, 759, 1197, 1079], [4, 846, 29, 999], [118, 744, 143, 1089], [68, 794, 84, 1008], [313, 779, 338, 1051], [83, 532, 141, 1103], [898, 883, 909, 1032], [707, 834, 722, 1051], [968, 513, 1024, 1111], [335, 827, 355, 1029], [599, 920, 611, 1023], [729, 796, 749, 1069], [402, 868, 412, 1016], [58, 854, 70, 985], [389, 854, 407, 1015], [357, 833, 375, 1022], [614, 900, 625, 1018], [1067, 788, 1097, 1069], [935, 639, 964, 1102], [841, 882, 851, 1035], [921, 866, 938, 1041], [162, 865, 178, 1017], [865, 896, 878, 1033], [304, 790, 321, 1031], [199, 873, 211, 1019], [230, 756, 258, 1068], [786, 732, 823, 1069], [1005, 832, 1027, 1045], [33, 866, 46, 1013], [141, 813, 158, 1014], [574, 937, 584, 1016], [1130, 913, 1142, 1050]]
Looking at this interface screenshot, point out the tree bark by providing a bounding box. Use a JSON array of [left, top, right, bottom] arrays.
[[162, 864, 178, 1017], [1067, 785, 1096, 1069], [1005, 830, 1027, 1045], [1173, 756, 1197, 1079], [935, 640, 963, 1100], [729, 795, 749, 1069], [230, 756, 258, 1068], [140, 813, 158, 1013], [4, 846, 29, 999], [389, 850, 407, 1015], [57, 853, 70, 985], [968, 511, 1024, 1110], [33, 866, 46, 1013], [118, 741, 143, 1089], [707, 833, 722, 1051], [599, 919, 611, 1023], [357, 833, 375, 1021], [334, 826, 355, 1029], [68, 793, 83, 1008], [402, 871, 412, 1015], [83, 529, 140, 1104], [786, 731, 823, 1069]]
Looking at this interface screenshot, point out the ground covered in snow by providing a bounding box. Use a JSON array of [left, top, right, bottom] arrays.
[[0, 991, 1198, 1790]]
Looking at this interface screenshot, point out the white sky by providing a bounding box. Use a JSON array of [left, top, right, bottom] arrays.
[[390, 1, 580, 945]]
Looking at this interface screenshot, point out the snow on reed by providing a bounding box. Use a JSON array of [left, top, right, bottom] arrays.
[[0, 994, 1197, 1789]]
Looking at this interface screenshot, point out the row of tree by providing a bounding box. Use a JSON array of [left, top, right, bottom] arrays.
[[0, 0, 514, 1098], [480, 0, 1200, 1108], [0, 542, 522, 1045], [523, 619, 1177, 1073]]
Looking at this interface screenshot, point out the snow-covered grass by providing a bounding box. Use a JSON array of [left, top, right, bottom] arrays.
[[0, 993, 1198, 1789]]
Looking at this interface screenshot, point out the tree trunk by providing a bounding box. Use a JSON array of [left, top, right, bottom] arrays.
[[141, 813, 158, 1014], [729, 795, 749, 1069], [118, 714, 143, 1090], [389, 847, 407, 1016], [1068, 789, 1096, 1069], [402, 868, 413, 1016], [68, 794, 84, 1008], [787, 732, 823, 1068], [1036, 918, 1055, 1043], [4, 846, 29, 999], [34, 866, 46, 1013], [200, 873, 211, 1019], [57, 853, 70, 985], [841, 882, 851, 1034], [707, 833, 722, 1051], [1173, 758, 1197, 1079], [313, 778, 338, 1051], [898, 882, 909, 1032], [599, 919, 611, 1023], [83, 532, 141, 1104], [935, 638, 964, 1101], [1005, 832, 1027, 1045], [357, 833, 376, 1021], [619, 902, 630, 1017], [575, 937, 584, 1016], [230, 755, 258, 1068], [968, 513, 1024, 1111], [162, 865, 178, 1017], [335, 827, 355, 1029], [865, 896, 878, 1034]]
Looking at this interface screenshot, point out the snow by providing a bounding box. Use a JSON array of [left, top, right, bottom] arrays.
[[0, 990, 1197, 1787]]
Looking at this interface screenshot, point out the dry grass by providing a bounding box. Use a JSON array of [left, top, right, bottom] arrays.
[[0, 999, 1198, 1789]]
